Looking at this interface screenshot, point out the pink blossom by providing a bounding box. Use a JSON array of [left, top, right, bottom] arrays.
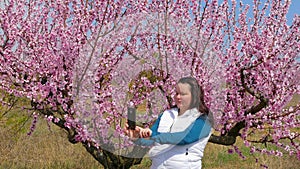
[[0, 0, 299, 162]]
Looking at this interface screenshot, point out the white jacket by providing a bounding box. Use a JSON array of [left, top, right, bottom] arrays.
[[149, 108, 212, 169]]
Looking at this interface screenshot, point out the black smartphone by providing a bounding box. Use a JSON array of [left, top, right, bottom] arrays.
[[127, 107, 136, 130]]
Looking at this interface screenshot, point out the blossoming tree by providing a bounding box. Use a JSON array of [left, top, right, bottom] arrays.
[[0, 0, 299, 168]]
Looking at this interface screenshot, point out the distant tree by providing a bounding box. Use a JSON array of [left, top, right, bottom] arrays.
[[0, 0, 299, 168]]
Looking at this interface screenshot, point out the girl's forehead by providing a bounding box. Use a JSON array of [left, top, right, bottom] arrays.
[[176, 83, 191, 91]]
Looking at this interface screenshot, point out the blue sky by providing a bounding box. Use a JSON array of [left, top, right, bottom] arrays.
[[287, 0, 300, 25], [236, 0, 299, 25]]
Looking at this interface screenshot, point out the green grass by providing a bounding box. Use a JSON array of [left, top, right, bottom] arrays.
[[202, 139, 300, 169], [0, 119, 102, 169], [1, 119, 300, 169]]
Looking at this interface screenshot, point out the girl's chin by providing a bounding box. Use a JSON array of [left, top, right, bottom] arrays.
[[177, 105, 184, 110]]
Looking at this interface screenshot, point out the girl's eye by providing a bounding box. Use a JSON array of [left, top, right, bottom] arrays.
[[176, 92, 186, 96]]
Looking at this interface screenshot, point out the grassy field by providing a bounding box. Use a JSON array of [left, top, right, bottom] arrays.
[[0, 94, 299, 168], [0, 119, 102, 169], [0, 118, 299, 169]]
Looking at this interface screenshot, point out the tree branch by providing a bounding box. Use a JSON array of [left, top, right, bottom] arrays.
[[209, 134, 236, 145], [210, 68, 270, 145]]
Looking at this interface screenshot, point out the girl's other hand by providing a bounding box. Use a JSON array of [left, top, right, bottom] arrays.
[[139, 128, 152, 138]]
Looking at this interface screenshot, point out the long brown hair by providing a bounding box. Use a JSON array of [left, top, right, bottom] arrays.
[[177, 77, 210, 115]]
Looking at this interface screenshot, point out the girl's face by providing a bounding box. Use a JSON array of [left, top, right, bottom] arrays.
[[174, 83, 192, 115]]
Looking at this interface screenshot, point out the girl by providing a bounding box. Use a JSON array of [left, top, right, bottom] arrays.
[[125, 77, 213, 169]]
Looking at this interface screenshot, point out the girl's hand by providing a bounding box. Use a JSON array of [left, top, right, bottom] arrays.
[[124, 123, 143, 140], [139, 128, 152, 138]]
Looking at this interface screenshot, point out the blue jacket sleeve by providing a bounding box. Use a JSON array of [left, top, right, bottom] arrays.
[[151, 115, 211, 145], [149, 113, 163, 136], [133, 138, 155, 146]]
